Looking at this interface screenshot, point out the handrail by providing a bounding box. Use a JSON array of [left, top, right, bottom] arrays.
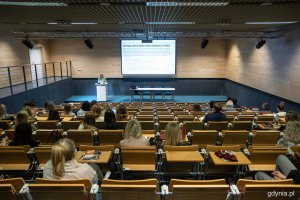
[[0, 61, 72, 98]]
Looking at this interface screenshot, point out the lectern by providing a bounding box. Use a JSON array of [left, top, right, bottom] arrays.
[[95, 83, 108, 101]]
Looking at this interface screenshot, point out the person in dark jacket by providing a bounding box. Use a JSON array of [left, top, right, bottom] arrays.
[[100, 109, 124, 130], [203, 103, 227, 123], [10, 111, 39, 147]]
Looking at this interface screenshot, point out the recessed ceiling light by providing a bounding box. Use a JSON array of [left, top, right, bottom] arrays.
[[245, 21, 298, 25], [48, 22, 97, 25], [146, 2, 228, 7], [260, 2, 272, 6], [0, 1, 67, 6], [145, 22, 195, 25]]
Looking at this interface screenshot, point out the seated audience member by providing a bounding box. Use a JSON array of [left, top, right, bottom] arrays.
[[43, 101, 51, 114], [275, 102, 286, 122], [100, 109, 124, 130], [24, 99, 38, 116], [163, 122, 185, 146], [278, 111, 299, 132], [261, 102, 271, 111], [277, 121, 300, 147], [232, 97, 241, 108], [203, 103, 227, 123], [43, 138, 103, 184], [223, 100, 236, 111], [120, 119, 149, 147], [116, 104, 128, 121], [78, 111, 97, 131], [91, 104, 104, 122], [0, 104, 13, 120], [255, 155, 300, 184], [62, 103, 76, 117], [77, 101, 91, 116], [47, 103, 61, 121], [192, 103, 201, 111], [9, 110, 39, 147], [90, 100, 97, 108], [22, 106, 36, 122]]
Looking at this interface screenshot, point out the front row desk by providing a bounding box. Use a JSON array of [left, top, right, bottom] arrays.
[[95, 83, 108, 101]]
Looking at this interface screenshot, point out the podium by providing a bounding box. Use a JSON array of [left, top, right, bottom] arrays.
[[95, 83, 108, 101]]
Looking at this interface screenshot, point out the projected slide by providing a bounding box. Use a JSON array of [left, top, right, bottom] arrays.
[[121, 40, 176, 75]]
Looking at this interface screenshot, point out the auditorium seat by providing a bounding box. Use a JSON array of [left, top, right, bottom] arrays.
[[101, 178, 158, 200], [205, 121, 229, 132], [157, 115, 175, 122], [0, 177, 25, 200], [190, 130, 219, 148], [158, 121, 176, 131], [184, 121, 204, 133], [98, 129, 124, 146], [0, 146, 31, 171], [34, 129, 62, 145], [220, 130, 250, 147], [247, 146, 287, 171], [236, 179, 294, 192], [176, 115, 195, 122], [229, 121, 253, 131], [136, 115, 154, 121], [140, 121, 155, 130], [61, 121, 80, 131], [33, 146, 52, 169], [64, 129, 94, 147], [250, 130, 280, 146], [236, 115, 255, 121], [168, 178, 229, 200], [37, 120, 59, 129], [0, 120, 12, 130], [4, 129, 15, 140]]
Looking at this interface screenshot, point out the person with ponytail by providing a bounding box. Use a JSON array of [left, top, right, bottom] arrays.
[[43, 138, 103, 184]]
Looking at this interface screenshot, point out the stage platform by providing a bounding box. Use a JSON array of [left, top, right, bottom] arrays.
[[65, 95, 227, 103]]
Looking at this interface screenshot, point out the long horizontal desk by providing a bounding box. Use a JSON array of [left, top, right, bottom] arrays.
[[130, 87, 175, 101]]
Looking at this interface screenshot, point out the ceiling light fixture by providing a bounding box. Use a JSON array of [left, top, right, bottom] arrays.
[[0, 1, 67, 6], [245, 21, 298, 25], [201, 38, 209, 49], [22, 36, 33, 49], [84, 38, 93, 49], [146, 2, 229, 6], [145, 22, 195, 25], [256, 39, 266, 49]]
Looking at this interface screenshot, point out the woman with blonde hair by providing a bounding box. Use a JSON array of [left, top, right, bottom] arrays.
[[164, 122, 183, 146], [120, 119, 149, 146], [43, 138, 102, 183], [78, 111, 97, 131], [277, 121, 300, 147]]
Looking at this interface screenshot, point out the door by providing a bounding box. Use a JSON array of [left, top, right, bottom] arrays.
[[29, 48, 43, 80]]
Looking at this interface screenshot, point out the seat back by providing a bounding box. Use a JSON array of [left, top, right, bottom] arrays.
[[251, 130, 280, 146], [242, 184, 300, 200], [170, 179, 229, 200], [61, 121, 80, 131], [66, 129, 94, 147], [136, 115, 154, 121], [35, 129, 61, 145], [176, 115, 195, 122], [0, 148, 31, 170], [248, 146, 287, 166], [230, 121, 253, 131], [36, 178, 92, 191], [4, 129, 15, 140], [121, 146, 156, 171], [169, 178, 226, 190], [34, 146, 52, 167], [79, 145, 114, 151], [236, 179, 294, 192], [206, 145, 241, 152], [0, 177, 25, 192], [236, 115, 255, 121], [0, 120, 11, 130], [164, 145, 199, 151], [185, 121, 204, 133], [221, 130, 249, 147], [256, 115, 275, 122], [0, 184, 19, 200], [158, 116, 175, 122], [173, 111, 189, 116], [206, 121, 228, 131], [37, 121, 59, 129], [101, 179, 158, 200], [158, 121, 176, 131], [140, 121, 155, 130], [191, 130, 218, 148], [27, 184, 88, 200], [98, 129, 124, 146]]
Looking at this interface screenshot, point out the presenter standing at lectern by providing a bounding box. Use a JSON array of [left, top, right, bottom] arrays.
[[98, 74, 107, 84]]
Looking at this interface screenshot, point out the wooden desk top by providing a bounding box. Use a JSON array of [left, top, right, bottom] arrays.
[[209, 152, 251, 166], [257, 124, 280, 130], [75, 151, 111, 164], [36, 116, 73, 121], [123, 164, 156, 171], [248, 164, 276, 171], [166, 151, 204, 162], [0, 164, 30, 170]]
